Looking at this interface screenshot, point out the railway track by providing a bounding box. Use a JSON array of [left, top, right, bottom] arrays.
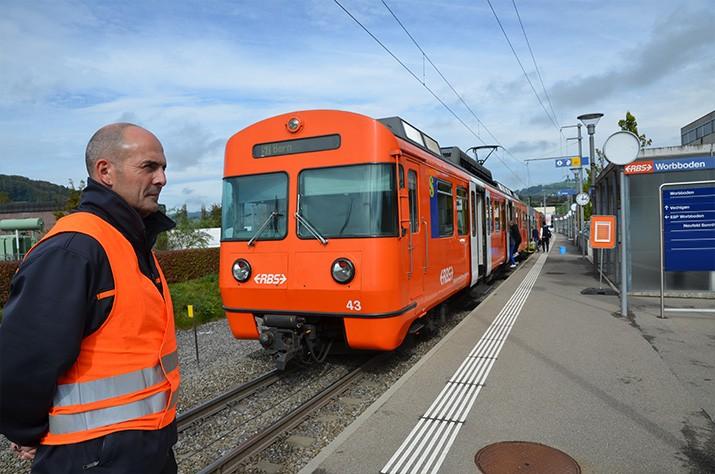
[[196, 354, 386, 474], [177, 280, 499, 473], [176, 369, 284, 432]]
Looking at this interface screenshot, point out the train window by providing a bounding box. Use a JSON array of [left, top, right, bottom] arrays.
[[500, 203, 506, 232], [470, 191, 476, 237], [297, 163, 398, 238], [423, 134, 441, 155], [435, 180, 453, 237], [399, 165, 405, 189], [486, 196, 492, 234], [493, 201, 501, 232], [456, 187, 468, 236], [252, 134, 340, 158], [403, 121, 425, 146], [221, 172, 288, 241], [408, 170, 418, 232]]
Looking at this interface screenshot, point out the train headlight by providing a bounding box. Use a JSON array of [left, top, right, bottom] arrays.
[[286, 117, 302, 133], [331, 258, 355, 284], [232, 259, 252, 283]]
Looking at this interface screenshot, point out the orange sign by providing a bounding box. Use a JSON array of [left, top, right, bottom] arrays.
[[590, 215, 617, 249], [624, 160, 654, 175]]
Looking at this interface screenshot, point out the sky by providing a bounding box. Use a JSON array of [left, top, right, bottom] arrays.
[[1, 0, 713, 211]]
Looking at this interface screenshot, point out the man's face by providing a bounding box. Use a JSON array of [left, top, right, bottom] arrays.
[[110, 127, 167, 217]]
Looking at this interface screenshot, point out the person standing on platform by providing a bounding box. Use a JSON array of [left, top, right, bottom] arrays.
[[541, 223, 552, 252], [0, 123, 180, 474], [509, 219, 522, 268], [532, 227, 541, 252]]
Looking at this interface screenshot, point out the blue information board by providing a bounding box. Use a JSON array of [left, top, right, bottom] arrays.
[[662, 186, 715, 272]]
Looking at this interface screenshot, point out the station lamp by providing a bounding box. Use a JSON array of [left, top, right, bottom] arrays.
[[578, 113, 604, 192]]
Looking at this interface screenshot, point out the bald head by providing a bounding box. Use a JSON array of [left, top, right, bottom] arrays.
[[86, 123, 168, 216], [85, 123, 156, 177]]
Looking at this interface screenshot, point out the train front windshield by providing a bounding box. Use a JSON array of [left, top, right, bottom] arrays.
[[221, 172, 288, 241], [298, 164, 398, 238]]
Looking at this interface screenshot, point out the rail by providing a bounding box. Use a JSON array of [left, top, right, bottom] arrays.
[[176, 369, 284, 432], [197, 355, 386, 473]]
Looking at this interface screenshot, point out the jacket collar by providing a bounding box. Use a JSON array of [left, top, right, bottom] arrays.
[[77, 178, 175, 249]]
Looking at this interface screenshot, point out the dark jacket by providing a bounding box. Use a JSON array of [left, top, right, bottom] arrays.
[[0, 179, 177, 471], [542, 225, 552, 240], [509, 223, 522, 246]]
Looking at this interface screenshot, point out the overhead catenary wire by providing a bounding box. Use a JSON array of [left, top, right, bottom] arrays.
[[511, 0, 560, 128], [380, 0, 527, 176], [485, 0, 561, 132], [333, 0, 527, 188]]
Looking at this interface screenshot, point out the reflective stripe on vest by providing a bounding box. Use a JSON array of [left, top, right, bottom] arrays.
[[53, 351, 179, 408], [48, 390, 169, 435]]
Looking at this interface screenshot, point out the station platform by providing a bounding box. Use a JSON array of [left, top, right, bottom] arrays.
[[300, 235, 715, 474]]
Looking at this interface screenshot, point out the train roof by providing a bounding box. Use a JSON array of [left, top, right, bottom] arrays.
[[494, 181, 521, 200], [378, 116, 443, 158], [378, 116, 496, 186], [439, 146, 494, 185]]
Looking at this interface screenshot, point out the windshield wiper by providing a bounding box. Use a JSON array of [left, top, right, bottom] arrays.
[[248, 211, 281, 246], [295, 194, 328, 245]]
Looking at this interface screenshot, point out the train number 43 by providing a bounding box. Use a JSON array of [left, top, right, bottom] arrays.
[[346, 300, 362, 311]]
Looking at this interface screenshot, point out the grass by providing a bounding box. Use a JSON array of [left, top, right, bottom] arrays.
[[0, 276, 223, 330], [169, 273, 225, 330]]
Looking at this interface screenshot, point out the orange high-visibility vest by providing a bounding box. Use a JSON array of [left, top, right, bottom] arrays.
[[29, 212, 180, 445]]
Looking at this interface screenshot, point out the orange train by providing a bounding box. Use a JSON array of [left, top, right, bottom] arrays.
[[219, 110, 544, 368]]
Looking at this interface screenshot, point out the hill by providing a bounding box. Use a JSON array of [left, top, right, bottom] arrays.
[[0, 175, 71, 205], [515, 179, 580, 206]]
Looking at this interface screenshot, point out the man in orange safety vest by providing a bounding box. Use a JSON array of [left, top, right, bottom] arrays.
[[0, 123, 180, 473]]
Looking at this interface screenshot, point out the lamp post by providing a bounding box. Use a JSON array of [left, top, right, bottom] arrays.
[[561, 124, 584, 250], [578, 113, 604, 196]]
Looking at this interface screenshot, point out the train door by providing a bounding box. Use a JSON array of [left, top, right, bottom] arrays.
[[484, 191, 492, 274], [405, 162, 423, 301], [506, 199, 514, 255], [469, 182, 485, 286]]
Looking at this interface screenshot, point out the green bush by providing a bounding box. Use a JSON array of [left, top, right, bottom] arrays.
[[156, 247, 219, 283], [169, 274, 225, 329], [0, 248, 218, 309], [0, 260, 19, 309]]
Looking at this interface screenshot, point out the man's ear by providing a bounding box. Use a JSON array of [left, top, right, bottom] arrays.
[[95, 158, 114, 187]]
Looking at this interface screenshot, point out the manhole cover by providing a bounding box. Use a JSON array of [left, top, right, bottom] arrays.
[[475, 441, 580, 473], [581, 287, 618, 296]]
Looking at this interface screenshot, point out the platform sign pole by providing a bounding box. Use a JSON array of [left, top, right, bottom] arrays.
[[584, 215, 616, 296], [619, 168, 628, 317], [602, 131, 640, 318], [659, 187, 665, 319]]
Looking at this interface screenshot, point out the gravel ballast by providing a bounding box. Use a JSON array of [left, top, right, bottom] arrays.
[[0, 278, 500, 474]]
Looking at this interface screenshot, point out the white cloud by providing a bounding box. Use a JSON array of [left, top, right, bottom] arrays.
[[1, 0, 712, 207]]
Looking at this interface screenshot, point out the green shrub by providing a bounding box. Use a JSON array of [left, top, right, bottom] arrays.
[[0, 248, 218, 309], [0, 260, 19, 309], [156, 247, 219, 283], [169, 274, 224, 329]]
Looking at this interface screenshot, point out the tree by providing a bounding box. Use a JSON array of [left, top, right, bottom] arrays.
[[0, 191, 9, 204], [54, 179, 85, 219], [618, 111, 652, 148], [165, 204, 211, 250], [209, 203, 221, 227], [198, 203, 221, 228]]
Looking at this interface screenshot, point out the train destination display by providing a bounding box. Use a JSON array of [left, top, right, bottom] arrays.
[[662, 186, 715, 272]]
